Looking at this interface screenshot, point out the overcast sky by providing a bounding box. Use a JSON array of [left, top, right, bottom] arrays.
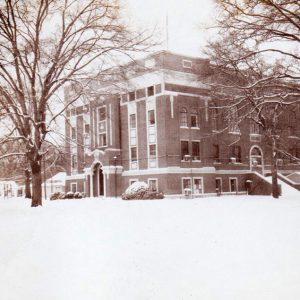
[[123, 0, 216, 57]]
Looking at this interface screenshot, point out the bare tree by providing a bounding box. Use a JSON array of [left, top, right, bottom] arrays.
[[205, 0, 300, 198], [0, 0, 153, 206]]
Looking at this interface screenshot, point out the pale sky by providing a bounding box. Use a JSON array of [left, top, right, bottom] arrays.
[[122, 0, 216, 57]]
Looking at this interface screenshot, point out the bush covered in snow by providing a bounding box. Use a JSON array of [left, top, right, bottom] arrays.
[[122, 181, 149, 200], [143, 191, 164, 200], [50, 192, 65, 200], [122, 182, 164, 200], [50, 191, 84, 200]]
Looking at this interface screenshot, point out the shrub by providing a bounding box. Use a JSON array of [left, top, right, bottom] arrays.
[[65, 191, 74, 199], [74, 192, 83, 199], [50, 192, 62, 200], [122, 181, 149, 200], [142, 191, 164, 200]]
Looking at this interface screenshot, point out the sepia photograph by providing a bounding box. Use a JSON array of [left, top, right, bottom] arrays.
[[0, 0, 299, 299]]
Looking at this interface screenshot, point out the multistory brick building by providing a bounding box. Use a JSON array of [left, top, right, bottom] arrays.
[[64, 51, 300, 197]]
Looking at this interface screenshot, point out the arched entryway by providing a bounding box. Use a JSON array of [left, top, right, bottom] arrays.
[[250, 146, 264, 174], [92, 163, 104, 197]]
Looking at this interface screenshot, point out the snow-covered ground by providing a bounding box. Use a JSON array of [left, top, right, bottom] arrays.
[[1, 194, 300, 300]]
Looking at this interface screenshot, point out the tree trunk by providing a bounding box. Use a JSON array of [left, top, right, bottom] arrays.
[[24, 168, 31, 199], [30, 159, 43, 207], [271, 138, 280, 199]]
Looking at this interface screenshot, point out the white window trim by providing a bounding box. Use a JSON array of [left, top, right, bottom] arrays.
[[229, 177, 238, 193], [146, 106, 158, 169], [180, 140, 190, 161], [193, 177, 204, 195], [216, 177, 222, 193], [70, 182, 77, 193], [97, 105, 108, 147], [148, 178, 158, 192], [182, 59, 192, 69], [191, 140, 201, 162], [128, 108, 138, 170], [182, 177, 192, 194]]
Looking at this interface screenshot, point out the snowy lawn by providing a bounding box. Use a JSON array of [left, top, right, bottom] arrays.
[[1, 195, 300, 300]]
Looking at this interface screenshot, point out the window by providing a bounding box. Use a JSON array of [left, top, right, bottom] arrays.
[[192, 141, 200, 160], [230, 145, 241, 163], [130, 114, 136, 129], [147, 86, 154, 97], [99, 133, 107, 147], [129, 114, 137, 146], [182, 178, 192, 190], [129, 91, 136, 101], [228, 106, 240, 133], [98, 106, 107, 147], [211, 108, 218, 131], [251, 147, 262, 166], [182, 59, 192, 69], [84, 124, 90, 135], [213, 144, 220, 163], [149, 144, 156, 158], [148, 110, 155, 125], [193, 178, 203, 194], [180, 108, 188, 127], [71, 183, 77, 193], [181, 141, 189, 160], [71, 126, 76, 140], [131, 147, 137, 161], [148, 179, 158, 192], [216, 178, 222, 193], [229, 178, 238, 193], [250, 112, 260, 134], [71, 154, 78, 173], [190, 109, 199, 128], [98, 107, 106, 121]]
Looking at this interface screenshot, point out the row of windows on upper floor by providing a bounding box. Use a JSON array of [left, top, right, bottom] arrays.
[[121, 84, 162, 103]]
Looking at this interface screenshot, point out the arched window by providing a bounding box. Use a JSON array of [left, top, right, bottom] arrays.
[[190, 109, 199, 128], [251, 146, 262, 166], [180, 107, 188, 127]]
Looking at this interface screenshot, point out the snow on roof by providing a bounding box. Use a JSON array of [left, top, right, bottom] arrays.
[[46, 172, 66, 182]]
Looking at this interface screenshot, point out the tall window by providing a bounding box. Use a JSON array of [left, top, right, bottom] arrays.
[[148, 110, 157, 167], [228, 106, 240, 133], [71, 154, 78, 174], [193, 178, 203, 194], [148, 179, 158, 192], [250, 113, 260, 134], [213, 144, 220, 162], [190, 109, 199, 128], [229, 178, 238, 193], [181, 141, 189, 160], [211, 108, 218, 131], [130, 147, 137, 169], [180, 108, 188, 127], [230, 145, 241, 163], [147, 86, 154, 97], [130, 114, 136, 128], [148, 110, 155, 125], [192, 141, 200, 160], [71, 126, 76, 140], [129, 114, 137, 146], [98, 106, 107, 147], [182, 178, 192, 190], [129, 91, 136, 101]]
